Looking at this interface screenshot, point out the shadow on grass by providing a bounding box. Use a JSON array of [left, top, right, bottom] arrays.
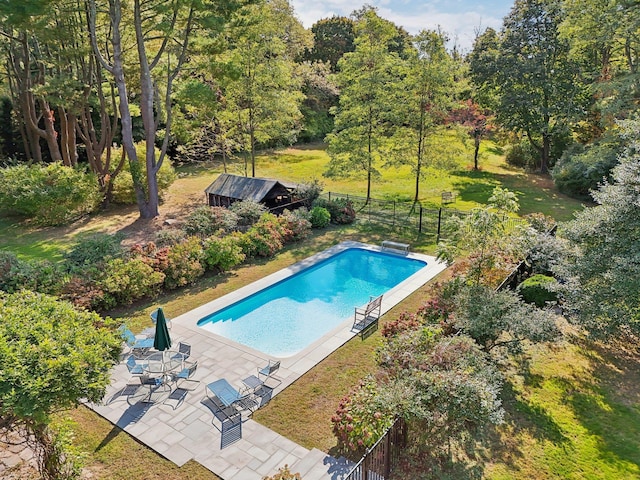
[[504, 380, 569, 445], [565, 339, 640, 468]]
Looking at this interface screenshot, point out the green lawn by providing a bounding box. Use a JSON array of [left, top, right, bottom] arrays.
[[5, 141, 633, 479]]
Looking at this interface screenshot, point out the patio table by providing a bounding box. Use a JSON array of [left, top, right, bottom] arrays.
[[241, 375, 263, 393], [144, 351, 187, 383]]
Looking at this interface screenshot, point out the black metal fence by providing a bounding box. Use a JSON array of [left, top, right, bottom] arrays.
[[319, 192, 525, 240], [344, 417, 408, 480]]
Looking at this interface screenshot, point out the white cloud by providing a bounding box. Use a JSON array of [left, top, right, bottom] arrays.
[[378, 7, 503, 52], [290, 0, 506, 52]]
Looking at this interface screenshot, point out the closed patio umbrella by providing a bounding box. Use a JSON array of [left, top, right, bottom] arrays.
[[153, 307, 172, 352]]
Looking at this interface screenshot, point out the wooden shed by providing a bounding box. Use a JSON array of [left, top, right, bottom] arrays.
[[204, 173, 294, 209]]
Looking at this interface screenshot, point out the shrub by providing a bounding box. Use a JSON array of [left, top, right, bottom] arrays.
[[203, 236, 246, 271], [309, 206, 331, 228], [505, 142, 537, 170], [517, 274, 558, 307], [64, 233, 124, 270], [211, 206, 239, 232], [154, 228, 186, 247], [294, 179, 323, 207], [164, 236, 205, 289], [279, 209, 312, 241], [381, 311, 421, 338], [551, 142, 620, 198], [0, 251, 64, 295], [110, 142, 177, 204], [98, 257, 165, 308], [60, 274, 105, 311], [129, 242, 170, 272], [238, 228, 283, 258], [229, 200, 267, 226], [524, 212, 557, 233], [184, 206, 238, 237], [314, 198, 356, 224], [0, 163, 101, 225], [262, 465, 301, 480], [332, 378, 394, 457], [184, 206, 218, 237]]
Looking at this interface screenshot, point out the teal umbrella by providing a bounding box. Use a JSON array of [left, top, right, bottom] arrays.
[[153, 308, 172, 352]]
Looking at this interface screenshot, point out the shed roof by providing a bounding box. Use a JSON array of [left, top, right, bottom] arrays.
[[204, 173, 291, 202]]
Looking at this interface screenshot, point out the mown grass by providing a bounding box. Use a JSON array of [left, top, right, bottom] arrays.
[[5, 140, 632, 479], [485, 339, 640, 479]]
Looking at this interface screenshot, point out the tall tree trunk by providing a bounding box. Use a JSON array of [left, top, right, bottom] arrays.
[[249, 107, 256, 177], [541, 133, 550, 174], [414, 106, 425, 205], [473, 135, 480, 170]]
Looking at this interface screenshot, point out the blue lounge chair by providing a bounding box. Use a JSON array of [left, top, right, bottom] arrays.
[[206, 378, 257, 412]]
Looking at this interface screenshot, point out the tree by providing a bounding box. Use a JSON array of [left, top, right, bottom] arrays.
[[376, 327, 504, 469], [451, 283, 560, 354], [0, 1, 68, 163], [438, 186, 528, 286], [555, 119, 640, 338], [297, 61, 339, 142], [304, 16, 355, 72], [449, 99, 493, 170], [471, 0, 585, 173], [467, 27, 500, 111], [222, 0, 307, 177], [88, 0, 200, 218], [0, 290, 122, 479], [325, 8, 400, 203], [391, 29, 456, 205], [560, 0, 640, 126]]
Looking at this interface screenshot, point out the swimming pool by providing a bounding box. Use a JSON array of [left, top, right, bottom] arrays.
[[197, 246, 428, 357]]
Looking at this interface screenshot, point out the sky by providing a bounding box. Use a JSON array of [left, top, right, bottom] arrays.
[[290, 0, 515, 52]]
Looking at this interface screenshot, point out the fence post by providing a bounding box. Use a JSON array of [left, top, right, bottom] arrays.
[[419, 207, 423, 233], [393, 200, 396, 228], [328, 192, 331, 202], [437, 208, 443, 242], [363, 452, 369, 480], [384, 429, 392, 478]]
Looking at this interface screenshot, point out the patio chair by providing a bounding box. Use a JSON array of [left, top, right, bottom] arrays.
[[125, 355, 145, 375], [138, 374, 170, 403], [353, 294, 383, 339], [171, 341, 191, 361], [173, 360, 199, 390], [118, 325, 155, 357], [256, 359, 281, 387], [150, 308, 173, 329]]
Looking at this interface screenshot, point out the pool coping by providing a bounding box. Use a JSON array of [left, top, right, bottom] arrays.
[[174, 241, 448, 369]]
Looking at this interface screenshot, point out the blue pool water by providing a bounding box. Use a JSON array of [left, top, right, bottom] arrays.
[[197, 248, 427, 357]]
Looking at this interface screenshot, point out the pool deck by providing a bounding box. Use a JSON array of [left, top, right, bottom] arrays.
[[88, 241, 447, 479]]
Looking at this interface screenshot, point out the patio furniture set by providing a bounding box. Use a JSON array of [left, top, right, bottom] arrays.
[[113, 309, 281, 445]]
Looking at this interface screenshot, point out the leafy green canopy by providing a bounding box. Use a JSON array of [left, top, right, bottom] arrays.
[[325, 7, 401, 200], [376, 327, 504, 458], [0, 291, 122, 425], [557, 119, 640, 337]]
